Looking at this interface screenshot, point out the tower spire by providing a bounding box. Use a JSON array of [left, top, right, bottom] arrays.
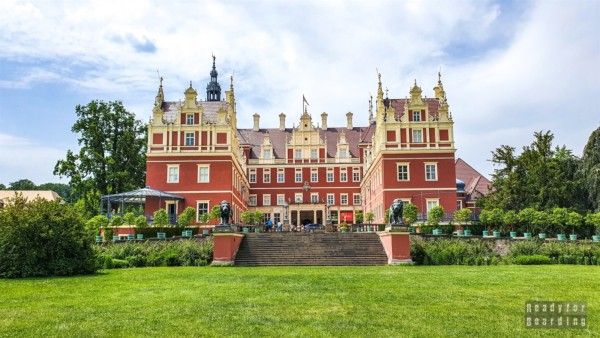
[[206, 55, 221, 101]]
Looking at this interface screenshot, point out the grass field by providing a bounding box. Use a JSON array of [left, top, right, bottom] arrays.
[[0, 265, 598, 337]]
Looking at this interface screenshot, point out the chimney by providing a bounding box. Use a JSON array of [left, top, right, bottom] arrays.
[[253, 113, 260, 131], [346, 111, 353, 129], [321, 112, 328, 130], [279, 113, 286, 130]]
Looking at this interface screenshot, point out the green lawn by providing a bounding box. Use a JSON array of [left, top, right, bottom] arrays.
[[0, 266, 598, 337]]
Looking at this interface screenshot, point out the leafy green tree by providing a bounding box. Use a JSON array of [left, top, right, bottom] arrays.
[[502, 210, 518, 233], [427, 206, 444, 227], [517, 207, 536, 234], [365, 211, 374, 224], [480, 208, 503, 231], [134, 215, 148, 228], [549, 207, 569, 234], [85, 214, 109, 234], [0, 183, 5, 190], [37, 183, 73, 202], [240, 211, 253, 225], [484, 131, 587, 211], [566, 211, 583, 235], [403, 204, 418, 225], [581, 127, 600, 211], [585, 212, 600, 235], [54, 100, 147, 216], [123, 212, 136, 225], [453, 208, 472, 224], [531, 210, 549, 234], [110, 215, 124, 227], [177, 207, 196, 227], [153, 209, 168, 226], [8, 179, 36, 190], [355, 210, 364, 224]]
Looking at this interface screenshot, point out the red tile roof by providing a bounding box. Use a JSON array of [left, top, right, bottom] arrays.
[[385, 98, 440, 121], [455, 158, 491, 197]]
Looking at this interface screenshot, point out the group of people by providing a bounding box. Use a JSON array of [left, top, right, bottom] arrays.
[[262, 219, 321, 232], [263, 219, 283, 232]]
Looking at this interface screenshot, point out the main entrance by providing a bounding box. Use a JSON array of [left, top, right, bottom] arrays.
[[290, 205, 324, 226]]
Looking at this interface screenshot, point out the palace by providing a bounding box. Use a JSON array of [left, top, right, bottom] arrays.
[[146, 57, 486, 226]]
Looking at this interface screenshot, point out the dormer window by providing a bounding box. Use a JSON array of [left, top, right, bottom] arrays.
[[412, 111, 421, 122], [263, 149, 272, 160], [339, 148, 347, 158], [186, 114, 194, 125]]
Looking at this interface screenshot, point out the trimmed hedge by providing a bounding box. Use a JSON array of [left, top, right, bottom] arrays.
[[411, 238, 499, 265], [134, 227, 200, 239], [95, 239, 213, 268]]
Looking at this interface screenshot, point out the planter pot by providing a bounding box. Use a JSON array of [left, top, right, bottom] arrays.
[[493, 231, 501, 238], [157, 232, 166, 240], [557, 234, 566, 241], [242, 227, 249, 233], [482, 230, 489, 237], [569, 234, 578, 241], [593, 235, 600, 242], [464, 229, 472, 237], [538, 233, 546, 240], [509, 231, 517, 238], [456, 229, 465, 237], [112, 235, 119, 241], [95, 235, 103, 243], [136, 234, 144, 240], [524, 232, 532, 239], [254, 228, 261, 233]]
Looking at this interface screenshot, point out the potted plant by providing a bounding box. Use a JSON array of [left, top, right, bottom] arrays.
[[403, 203, 418, 234], [490, 208, 504, 238], [338, 222, 349, 233], [479, 209, 501, 237], [503, 210, 518, 238], [550, 207, 568, 241], [427, 206, 444, 235], [566, 211, 582, 241], [453, 208, 472, 237], [518, 207, 536, 239], [586, 212, 600, 242], [532, 210, 549, 240]]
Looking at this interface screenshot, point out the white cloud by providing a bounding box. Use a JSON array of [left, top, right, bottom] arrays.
[[0, 133, 65, 184], [0, 0, 598, 182]]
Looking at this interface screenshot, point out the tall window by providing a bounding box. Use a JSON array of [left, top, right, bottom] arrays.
[[249, 169, 256, 183], [295, 193, 303, 203], [327, 169, 334, 182], [412, 130, 422, 143], [197, 165, 210, 183], [295, 149, 302, 159], [310, 193, 319, 204], [425, 163, 437, 181], [295, 168, 302, 183], [186, 114, 194, 125], [197, 202, 208, 221], [274, 213, 281, 224], [185, 132, 195, 146], [249, 195, 257, 206], [352, 168, 360, 182], [397, 164, 409, 181], [353, 194, 361, 205], [263, 169, 271, 183], [412, 111, 421, 122], [340, 194, 348, 205], [263, 194, 271, 206], [277, 169, 285, 183], [167, 165, 179, 183], [277, 194, 285, 206], [340, 168, 348, 182], [326, 193, 335, 206], [310, 168, 318, 182], [426, 199, 439, 212], [311, 149, 318, 160]]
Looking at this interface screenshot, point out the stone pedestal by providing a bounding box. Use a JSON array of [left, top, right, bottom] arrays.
[[212, 233, 245, 266], [378, 231, 413, 265]]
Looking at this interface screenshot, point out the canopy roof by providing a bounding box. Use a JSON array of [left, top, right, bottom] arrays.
[[101, 187, 184, 203]]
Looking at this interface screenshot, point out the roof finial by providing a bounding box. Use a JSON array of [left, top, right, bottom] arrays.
[[376, 69, 383, 100], [230, 75, 234, 90]]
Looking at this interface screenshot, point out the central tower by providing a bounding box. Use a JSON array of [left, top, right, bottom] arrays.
[[206, 55, 221, 101]]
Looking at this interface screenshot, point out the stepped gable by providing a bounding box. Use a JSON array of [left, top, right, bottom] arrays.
[[385, 98, 440, 121], [237, 126, 369, 159], [161, 100, 230, 124]]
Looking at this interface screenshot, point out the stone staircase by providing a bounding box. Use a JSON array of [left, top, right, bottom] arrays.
[[234, 232, 388, 266]]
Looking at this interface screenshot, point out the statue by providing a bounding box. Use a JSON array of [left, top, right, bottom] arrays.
[[388, 198, 404, 225], [219, 200, 232, 225]]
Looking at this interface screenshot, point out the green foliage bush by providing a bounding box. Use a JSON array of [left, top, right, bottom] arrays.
[[134, 215, 148, 228], [123, 212, 136, 225], [411, 238, 499, 265], [110, 215, 124, 227], [177, 207, 196, 227], [0, 197, 97, 278], [153, 209, 169, 226], [508, 240, 599, 265], [86, 215, 109, 234], [512, 255, 552, 265], [95, 239, 213, 269]]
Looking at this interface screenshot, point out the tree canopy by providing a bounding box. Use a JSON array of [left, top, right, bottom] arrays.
[[581, 127, 600, 211], [54, 100, 147, 215]]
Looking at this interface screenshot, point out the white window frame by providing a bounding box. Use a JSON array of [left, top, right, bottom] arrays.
[[263, 194, 271, 206], [412, 129, 422, 143], [277, 194, 285, 206], [412, 110, 421, 122], [295, 168, 302, 183], [277, 169, 285, 183], [340, 193, 348, 206], [310, 168, 318, 183], [326, 193, 335, 206], [186, 114, 194, 125], [340, 168, 348, 182], [185, 132, 195, 146], [196, 201, 209, 222], [326, 169, 334, 183], [294, 193, 303, 203], [249, 194, 257, 206], [426, 198, 440, 212], [353, 193, 361, 205], [397, 162, 410, 181], [263, 169, 271, 183], [352, 167, 361, 182], [310, 192, 319, 204], [425, 162, 438, 181], [197, 165, 210, 183], [249, 169, 256, 183], [167, 164, 179, 183], [295, 149, 302, 159], [310, 149, 318, 160]]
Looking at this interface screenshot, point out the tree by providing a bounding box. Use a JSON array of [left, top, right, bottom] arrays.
[[85, 214, 109, 234], [502, 210, 518, 233], [403, 204, 418, 226], [585, 212, 600, 235], [531, 210, 549, 234], [0, 183, 5, 190], [365, 212, 374, 224], [54, 100, 147, 215], [177, 207, 196, 227], [549, 207, 569, 234], [37, 183, 73, 203], [134, 215, 148, 228], [484, 131, 587, 211], [480, 208, 503, 231], [153, 209, 168, 226], [565, 211, 583, 235], [518, 207, 537, 234], [427, 206, 444, 227], [123, 212, 136, 225], [581, 127, 600, 211], [8, 179, 36, 190], [355, 210, 364, 224]]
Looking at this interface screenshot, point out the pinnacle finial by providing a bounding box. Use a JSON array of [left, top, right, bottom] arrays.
[[438, 71, 442, 83], [159, 76, 163, 86], [230, 75, 234, 90], [189, 80, 192, 88]]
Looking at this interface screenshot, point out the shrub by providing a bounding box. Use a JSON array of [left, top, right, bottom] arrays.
[[427, 206, 444, 227], [411, 238, 498, 265], [0, 196, 97, 278], [111, 259, 129, 269], [123, 212, 136, 225], [153, 209, 169, 226], [403, 204, 418, 225], [512, 255, 552, 265], [134, 215, 148, 228], [110, 215, 124, 227], [508, 241, 542, 256], [86, 215, 109, 234], [177, 207, 196, 227]]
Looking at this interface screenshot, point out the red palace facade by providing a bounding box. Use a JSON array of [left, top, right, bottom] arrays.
[[146, 57, 478, 226]]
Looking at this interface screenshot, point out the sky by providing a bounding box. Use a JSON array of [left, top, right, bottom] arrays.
[[0, 0, 598, 185]]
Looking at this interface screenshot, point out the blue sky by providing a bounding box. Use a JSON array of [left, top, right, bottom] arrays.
[[0, 0, 598, 185]]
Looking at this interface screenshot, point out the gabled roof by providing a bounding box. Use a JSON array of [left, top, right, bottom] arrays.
[[455, 158, 491, 197], [384, 98, 440, 121], [161, 100, 230, 124], [0, 190, 61, 203]]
